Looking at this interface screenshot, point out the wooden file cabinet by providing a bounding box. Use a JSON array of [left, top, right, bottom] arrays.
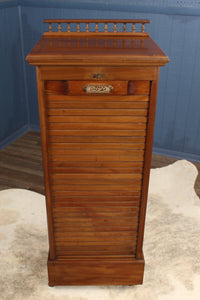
[[26, 19, 169, 286]]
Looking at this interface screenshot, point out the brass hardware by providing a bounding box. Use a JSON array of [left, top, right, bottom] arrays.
[[83, 84, 113, 94], [92, 73, 105, 79]]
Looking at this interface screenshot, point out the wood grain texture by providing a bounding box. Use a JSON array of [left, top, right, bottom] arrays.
[[48, 258, 144, 286], [26, 36, 169, 66], [40, 66, 157, 80], [25, 19, 169, 286], [36, 67, 56, 260], [136, 69, 159, 259]]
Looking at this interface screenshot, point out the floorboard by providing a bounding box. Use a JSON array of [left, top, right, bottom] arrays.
[[0, 131, 199, 198]]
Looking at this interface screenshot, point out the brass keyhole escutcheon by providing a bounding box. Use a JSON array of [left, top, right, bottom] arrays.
[[92, 73, 105, 79], [83, 84, 113, 94]]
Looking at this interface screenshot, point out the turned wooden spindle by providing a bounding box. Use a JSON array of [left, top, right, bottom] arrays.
[[104, 23, 108, 33], [141, 23, 145, 33], [48, 22, 52, 32], [57, 22, 61, 32], [123, 23, 126, 32], [67, 23, 71, 32], [77, 23, 80, 32], [43, 19, 150, 36]]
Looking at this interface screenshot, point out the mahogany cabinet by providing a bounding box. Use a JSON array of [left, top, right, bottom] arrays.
[[26, 19, 169, 286]]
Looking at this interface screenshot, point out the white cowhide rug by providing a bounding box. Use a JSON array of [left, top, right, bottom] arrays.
[[0, 160, 200, 300]]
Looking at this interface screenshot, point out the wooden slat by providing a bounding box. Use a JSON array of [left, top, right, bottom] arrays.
[[51, 190, 141, 196], [49, 167, 143, 174], [48, 149, 144, 156], [48, 136, 146, 143], [54, 218, 139, 226], [51, 185, 141, 191], [47, 123, 147, 130], [47, 116, 147, 123], [54, 223, 138, 231], [53, 211, 138, 218], [46, 95, 149, 102], [49, 155, 144, 162], [49, 160, 144, 168], [55, 245, 136, 255], [54, 231, 136, 238], [53, 205, 139, 212], [48, 129, 146, 136], [55, 231, 137, 242], [54, 225, 138, 232], [51, 179, 141, 185], [54, 222, 139, 232], [52, 195, 141, 202], [54, 239, 137, 246], [50, 173, 142, 180], [54, 235, 136, 243], [47, 108, 148, 116], [53, 209, 139, 216], [53, 200, 141, 207], [48, 142, 145, 150], [46, 100, 149, 109], [54, 215, 139, 222]]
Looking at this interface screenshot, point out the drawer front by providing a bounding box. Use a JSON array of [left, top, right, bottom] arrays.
[[45, 92, 150, 258], [45, 80, 150, 96]]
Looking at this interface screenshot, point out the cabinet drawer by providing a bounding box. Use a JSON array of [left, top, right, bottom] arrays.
[[45, 80, 150, 96]]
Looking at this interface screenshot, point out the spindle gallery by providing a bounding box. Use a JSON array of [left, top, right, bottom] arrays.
[[43, 19, 150, 36]]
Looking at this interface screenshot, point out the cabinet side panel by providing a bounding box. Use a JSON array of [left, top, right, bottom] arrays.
[[36, 66, 55, 259], [136, 68, 160, 259]]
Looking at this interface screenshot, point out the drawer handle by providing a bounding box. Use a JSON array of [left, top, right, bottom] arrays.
[[83, 84, 113, 94]]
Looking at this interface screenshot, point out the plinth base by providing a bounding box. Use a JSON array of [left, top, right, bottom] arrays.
[[47, 255, 145, 286]]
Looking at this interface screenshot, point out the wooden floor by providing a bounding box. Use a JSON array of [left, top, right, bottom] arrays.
[[0, 131, 200, 197]]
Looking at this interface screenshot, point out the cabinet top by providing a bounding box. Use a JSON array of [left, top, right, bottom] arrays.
[[26, 19, 169, 66]]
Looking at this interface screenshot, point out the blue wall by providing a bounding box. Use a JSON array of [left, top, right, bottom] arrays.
[[0, 1, 28, 148], [1, 0, 200, 161]]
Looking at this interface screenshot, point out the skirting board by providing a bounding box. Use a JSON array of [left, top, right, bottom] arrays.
[[153, 146, 200, 163], [29, 124, 40, 132], [0, 125, 28, 150]]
